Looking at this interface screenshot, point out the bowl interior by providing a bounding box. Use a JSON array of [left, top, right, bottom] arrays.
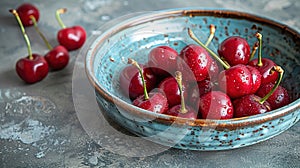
[[87, 9, 300, 121]]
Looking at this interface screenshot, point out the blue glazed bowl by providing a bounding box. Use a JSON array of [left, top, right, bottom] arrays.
[[85, 8, 300, 150]]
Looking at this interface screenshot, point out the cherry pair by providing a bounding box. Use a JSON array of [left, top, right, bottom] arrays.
[[12, 3, 86, 83], [17, 3, 86, 51]]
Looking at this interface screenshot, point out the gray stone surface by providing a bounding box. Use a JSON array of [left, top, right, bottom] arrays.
[[0, 0, 299, 167]]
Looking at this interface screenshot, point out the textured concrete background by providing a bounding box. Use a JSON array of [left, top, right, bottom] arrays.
[[0, 0, 299, 167]]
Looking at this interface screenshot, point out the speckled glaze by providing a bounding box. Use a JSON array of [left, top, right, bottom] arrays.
[[85, 8, 300, 150]]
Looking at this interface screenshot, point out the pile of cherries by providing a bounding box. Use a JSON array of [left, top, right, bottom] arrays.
[[10, 3, 86, 84], [120, 25, 291, 120]]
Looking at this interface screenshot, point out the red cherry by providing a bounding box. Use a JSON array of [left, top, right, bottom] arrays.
[[248, 58, 278, 85], [57, 26, 86, 51], [233, 94, 271, 118], [148, 46, 178, 77], [256, 83, 290, 110], [56, 8, 86, 51], [10, 9, 48, 84], [199, 91, 233, 119], [164, 71, 197, 119], [218, 64, 254, 99], [29, 15, 70, 71], [179, 44, 212, 82], [248, 32, 278, 85], [129, 58, 168, 113], [45, 45, 69, 70], [218, 36, 251, 66], [158, 77, 188, 108], [16, 3, 39, 27], [16, 54, 49, 83], [119, 64, 157, 100], [133, 92, 169, 114]]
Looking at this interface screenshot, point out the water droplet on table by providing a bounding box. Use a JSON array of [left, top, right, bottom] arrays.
[[100, 15, 111, 21]]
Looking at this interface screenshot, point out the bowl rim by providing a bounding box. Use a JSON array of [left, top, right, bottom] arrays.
[[84, 8, 300, 130]]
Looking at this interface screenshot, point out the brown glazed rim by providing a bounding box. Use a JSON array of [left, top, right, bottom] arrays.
[[85, 8, 300, 130]]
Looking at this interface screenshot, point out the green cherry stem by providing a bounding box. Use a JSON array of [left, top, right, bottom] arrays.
[[9, 9, 33, 60], [204, 24, 216, 47], [188, 28, 230, 70], [56, 8, 67, 29], [256, 32, 263, 66], [30, 15, 53, 50], [259, 66, 284, 104], [175, 71, 188, 114], [128, 58, 149, 100], [249, 41, 259, 60]]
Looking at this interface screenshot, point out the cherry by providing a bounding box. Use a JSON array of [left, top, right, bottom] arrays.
[[164, 71, 197, 119], [218, 36, 251, 66], [16, 54, 49, 84], [249, 58, 278, 85], [133, 92, 169, 114], [158, 76, 188, 107], [233, 94, 271, 118], [130, 58, 168, 113], [256, 83, 290, 109], [44, 46, 69, 70], [218, 64, 261, 99], [199, 91, 233, 119], [30, 16, 69, 70], [148, 46, 178, 77], [10, 9, 48, 83], [55, 8, 86, 51], [16, 3, 39, 27], [119, 59, 157, 100], [256, 66, 290, 110], [178, 44, 212, 82], [188, 28, 261, 99], [248, 32, 278, 85], [178, 25, 218, 82]]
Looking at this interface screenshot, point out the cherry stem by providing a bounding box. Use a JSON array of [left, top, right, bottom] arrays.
[[175, 71, 188, 114], [250, 41, 259, 60], [256, 32, 263, 66], [55, 8, 67, 29], [259, 66, 284, 104], [188, 28, 230, 70], [127, 58, 149, 100], [30, 15, 53, 50], [9, 9, 33, 60], [204, 24, 216, 47]]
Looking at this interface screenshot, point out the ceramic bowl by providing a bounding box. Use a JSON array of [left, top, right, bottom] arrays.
[[85, 8, 300, 150]]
